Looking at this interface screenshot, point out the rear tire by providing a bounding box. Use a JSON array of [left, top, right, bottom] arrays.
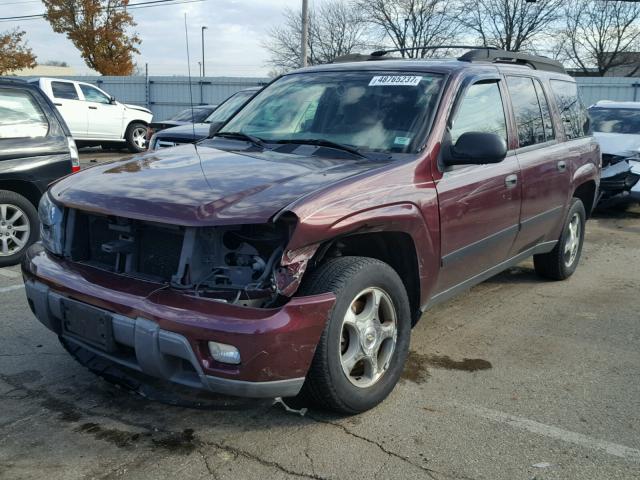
[[295, 257, 411, 414], [534, 198, 586, 280], [125, 122, 148, 153], [0, 190, 39, 267]]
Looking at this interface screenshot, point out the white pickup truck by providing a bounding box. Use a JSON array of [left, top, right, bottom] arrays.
[[30, 77, 153, 152]]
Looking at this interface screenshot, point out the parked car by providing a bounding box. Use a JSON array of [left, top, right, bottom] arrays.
[[0, 78, 79, 266], [29, 77, 153, 153], [588, 100, 640, 206], [149, 87, 260, 150], [22, 48, 599, 413], [146, 104, 219, 142]]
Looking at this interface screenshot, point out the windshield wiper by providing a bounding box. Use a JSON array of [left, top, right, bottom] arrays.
[[274, 138, 368, 159], [213, 131, 268, 149]]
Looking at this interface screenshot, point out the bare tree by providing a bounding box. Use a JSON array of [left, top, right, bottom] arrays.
[[460, 0, 563, 51], [263, 0, 369, 72], [559, 0, 640, 76], [356, 0, 461, 58]]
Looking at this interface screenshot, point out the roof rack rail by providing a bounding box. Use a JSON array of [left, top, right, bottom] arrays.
[[370, 45, 497, 57], [458, 48, 566, 74]]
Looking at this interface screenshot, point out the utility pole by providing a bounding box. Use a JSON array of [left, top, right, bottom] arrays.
[[201, 26, 208, 77], [301, 0, 309, 67]]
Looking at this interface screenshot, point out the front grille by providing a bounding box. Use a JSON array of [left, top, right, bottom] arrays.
[[68, 210, 184, 283]]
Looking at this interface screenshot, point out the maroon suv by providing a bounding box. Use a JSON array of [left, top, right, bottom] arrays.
[[23, 48, 600, 413]]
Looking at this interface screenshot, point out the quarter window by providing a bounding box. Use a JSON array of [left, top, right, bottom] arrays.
[[51, 81, 79, 100], [550, 80, 589, 139], [534, 80, 554, 142], [450, 81, 507, 144], [0, 89, 49, 139], [506, 76, 552, 147], [80, 84, 111, 104]]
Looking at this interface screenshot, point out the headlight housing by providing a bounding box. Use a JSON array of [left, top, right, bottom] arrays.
[[38, 193, 64, 255]]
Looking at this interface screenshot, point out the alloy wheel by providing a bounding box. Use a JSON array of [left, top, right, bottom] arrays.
[[339, 287, 398, 388], [564, 212, 581, 267], [0, 204, 30, 257], [132, 127, 147, 149]]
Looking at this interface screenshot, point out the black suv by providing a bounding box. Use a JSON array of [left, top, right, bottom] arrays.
[[0, 78, 79, 266]]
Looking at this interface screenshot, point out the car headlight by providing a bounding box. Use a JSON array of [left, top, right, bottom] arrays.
[[38, 193, 64, 255]]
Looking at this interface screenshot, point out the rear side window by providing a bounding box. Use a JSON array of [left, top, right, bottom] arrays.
[[550, 80, 589, 139], [450, 81, 507, 144], [51, 81, 79, 100], [506, 76, 553, 147], [0, 89, 49, 139]]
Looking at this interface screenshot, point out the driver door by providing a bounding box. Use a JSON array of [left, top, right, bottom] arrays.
[[433, 77, 522, 294], [78, 83, 124, 140]]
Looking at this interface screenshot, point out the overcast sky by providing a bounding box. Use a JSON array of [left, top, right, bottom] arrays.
[[4, 0, 300, 77]]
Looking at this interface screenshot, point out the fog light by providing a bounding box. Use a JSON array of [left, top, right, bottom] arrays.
[[208, 341, 241, 365]]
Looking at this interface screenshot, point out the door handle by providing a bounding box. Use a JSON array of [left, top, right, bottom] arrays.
[[557, 160, 567, 172], [88, 106, 98, 110], [505, 174, 518, 188], [54, 103, 62, 106]]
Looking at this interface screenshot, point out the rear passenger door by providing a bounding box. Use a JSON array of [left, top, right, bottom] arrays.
[[50, 80, 87, 138], [434, 77, 522, 293], [505, 76, 570, 255]]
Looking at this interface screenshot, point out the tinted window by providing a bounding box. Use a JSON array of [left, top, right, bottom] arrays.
[[450, 82, 507, 144], [506, 76, 550, 147], [0, 89, 49, 139], [589, 108, 640, 134], [171, 107, 213, 122], [51, 81, 79, 100], [222, 72, 445, 154], [80, 84, 111, 104], [534, 80, 554, 141], [205, 90, 255, 124], [550, 80, 589, 139]]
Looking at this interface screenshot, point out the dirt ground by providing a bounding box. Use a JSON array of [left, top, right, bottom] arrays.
[[0, 150, 638, 479]]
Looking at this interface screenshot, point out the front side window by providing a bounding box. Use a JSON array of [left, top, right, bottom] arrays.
[[0, 89, 48, 139], [550, 80, 589, 139], [450, 81, 507, 144], [589, 108, 640, 135], [80, 84, 111, 104], [221, 72, 444, 154], [51, 81, 79, 100]]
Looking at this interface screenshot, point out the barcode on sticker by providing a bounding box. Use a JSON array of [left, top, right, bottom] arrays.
[[369, 75, 422, 86]]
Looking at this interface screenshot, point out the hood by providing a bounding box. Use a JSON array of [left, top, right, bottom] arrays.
[[150, 120, 187, 130], [593, 132, 640, 157], [50, 143, 381, 226], [124, 103, 152, 115], [154, 123, 210, 141]]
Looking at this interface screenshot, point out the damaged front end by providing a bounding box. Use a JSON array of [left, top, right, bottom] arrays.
[[60, 207, 316, 307], [600, 152, 640, 206]]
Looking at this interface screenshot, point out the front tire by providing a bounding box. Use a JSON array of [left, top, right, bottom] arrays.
[[125, 122, 148, 153], [534, 198, 586, 280], [296, 257, 411, 414], [0, 190, 39, 267]]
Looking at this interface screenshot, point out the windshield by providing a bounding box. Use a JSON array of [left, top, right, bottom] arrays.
[[205, 90, 256, 123], [220, 72, 443, 154], [590, 108, 640, 134], [171, 107, 211, 123]]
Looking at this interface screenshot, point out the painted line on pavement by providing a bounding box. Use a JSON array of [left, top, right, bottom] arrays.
[[0, 285, 24, 294], [459, 404, 640, 462], [0, 269, 20, 279]]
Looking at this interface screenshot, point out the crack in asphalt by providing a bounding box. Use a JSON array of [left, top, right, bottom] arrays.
[[200, 440, 329, 480], [197, 447, 219, 480], [309, 415, 475, 480]]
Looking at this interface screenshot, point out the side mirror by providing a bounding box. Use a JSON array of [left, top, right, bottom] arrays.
[[443, 132, 507, 166], [110, 96, 116, 104], [208, 121, 224, 137]]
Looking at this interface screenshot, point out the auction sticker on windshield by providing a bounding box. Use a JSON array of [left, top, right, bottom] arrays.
[[369, 75, 422, 86]]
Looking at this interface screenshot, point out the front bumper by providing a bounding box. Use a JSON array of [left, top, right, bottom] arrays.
[[22, 245, 335, 398]]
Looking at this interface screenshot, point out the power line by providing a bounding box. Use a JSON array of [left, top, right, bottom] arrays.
[[0, 0, 208, 22]]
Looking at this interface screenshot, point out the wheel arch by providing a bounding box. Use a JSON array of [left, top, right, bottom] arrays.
[[572, 179, 597, 218], [0, 181, 43, 208]]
